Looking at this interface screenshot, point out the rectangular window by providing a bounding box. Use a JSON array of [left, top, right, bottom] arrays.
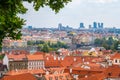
[[115, 59, 117, 63], [55, 76, 58, 80], [49, 77, 52, 80]]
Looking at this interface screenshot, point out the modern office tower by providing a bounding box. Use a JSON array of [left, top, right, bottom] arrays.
[[58, 23, 63, 30], [93, 22, 97, 29], [98, 22, 104, 28], [28, 26, 32, 30], [89, 25, 92, 29], [79, 23, 85, 29]]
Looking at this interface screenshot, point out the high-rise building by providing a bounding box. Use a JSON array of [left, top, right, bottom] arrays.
[[58, 23, 63, 30], [93, 22, 97, 29], [79, 23, 85, 29], [98, 23, 104, 28], [28, 26, 32, 30], [89, 25, 92, 29]]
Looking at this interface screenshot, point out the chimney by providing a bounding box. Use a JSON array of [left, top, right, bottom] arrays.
[[85, 75, 88, 78], [61, 57, 64, 60], [15, 69, 18, 72], [58, 57, 60, 61], [47, 57, 49, 60], [82, 58, 84, 62], [54, 56, 56, 60], [70, 68, 72, 73], [46, 71, 49, 75], [74, 57, 77, 62]]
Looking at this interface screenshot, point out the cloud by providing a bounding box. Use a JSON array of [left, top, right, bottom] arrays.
[[88, 0, 119, 4], [66, 0, 119, 8], [67, 0, 118, 5], [66, 0, 83, 8]]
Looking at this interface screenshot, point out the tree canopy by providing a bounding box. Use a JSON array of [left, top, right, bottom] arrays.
[[27, 40, 69, 53], [94, 37, 120, 51], [0, 0, 71, 47]]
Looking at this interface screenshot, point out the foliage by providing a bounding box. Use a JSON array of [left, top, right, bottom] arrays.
[[27, 40, 44, 45], [27, 40, 69, 53], [0, 54, 5, 60], [41, 43, 49, 53], [0, 0, 71, 48], [94, 37, 120, 51]]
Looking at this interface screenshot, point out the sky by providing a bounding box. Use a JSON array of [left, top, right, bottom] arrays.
[[20, 0, 120, 28]]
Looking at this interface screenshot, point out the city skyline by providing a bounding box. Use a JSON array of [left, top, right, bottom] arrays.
[[20, 0, 120, 28]]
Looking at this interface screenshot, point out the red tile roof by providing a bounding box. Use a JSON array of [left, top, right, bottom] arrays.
[[7, 54, 27, 61], [79, 65, 120, 80], [60, 56, 82, 68], [33, 51, 45, 55], [27, 54, 44, 60], [45, 55, 62, 67], [44, 73, 72, 80], [80, 73, 104, 80], [1, 73, 37, 80], [111, 53, 120, 59], [5, 69, 45, 75]]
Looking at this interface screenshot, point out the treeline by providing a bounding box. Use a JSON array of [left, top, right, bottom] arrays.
[[94, 37, 120, 51], [27, 40, 69, 53]]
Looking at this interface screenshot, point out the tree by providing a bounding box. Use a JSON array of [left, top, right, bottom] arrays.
[[94, 37, 120, 51], [94, 38, 102, 47], [41, 43, 49, 53], [0, 0, 71, 47], [0, 54, 5, 60], [107, 37, 114, 46]]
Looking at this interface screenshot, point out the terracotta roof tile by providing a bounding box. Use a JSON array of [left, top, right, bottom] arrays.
[[7, 54, 27, 61], [44, 73, 72, 80], [78, 65, 120, 80], [33, 51, 45, 55], [1, 73, 37, 80], [6, 69, 45, 75], [27, 54, 44, 60], [60, 56, 82, 68], [111, 53, 120, 59]]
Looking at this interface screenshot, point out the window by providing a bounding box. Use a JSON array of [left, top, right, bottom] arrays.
[[66, 76, 68, 80], [115, 59, 117, 63], [49, 77, 52, 80], [108, 72, 112, 76], [59, 76, 63, 79], [55, 76, 58, 80], [9, 64, 12, 66], [119, 73, 120, 77], [29, 62, 31, 65]]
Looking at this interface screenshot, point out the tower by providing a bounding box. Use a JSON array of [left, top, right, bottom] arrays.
[[79, 23, 85, 29], [98, 23, 103, 28], [93, 22, 97, 29], [58, 23, 62, 30]]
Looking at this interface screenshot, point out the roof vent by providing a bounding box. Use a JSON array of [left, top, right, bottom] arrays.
[[47, 57, 49, 60]]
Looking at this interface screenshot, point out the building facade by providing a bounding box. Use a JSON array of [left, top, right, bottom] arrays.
[[27, 54, 44, 70], [3, 54, 28, 71]]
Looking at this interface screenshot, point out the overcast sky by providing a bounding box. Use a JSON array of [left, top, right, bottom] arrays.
[[20, 0, 120, 28]]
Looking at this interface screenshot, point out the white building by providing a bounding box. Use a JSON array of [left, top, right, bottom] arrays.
[[27, 54, 44, 70], [111, 53, 120, 65], [3, 54, 9, 70]]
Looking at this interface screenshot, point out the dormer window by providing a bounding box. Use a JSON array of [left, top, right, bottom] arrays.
[[55, 76, 58, 80], [108, 72, 112, 76]]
